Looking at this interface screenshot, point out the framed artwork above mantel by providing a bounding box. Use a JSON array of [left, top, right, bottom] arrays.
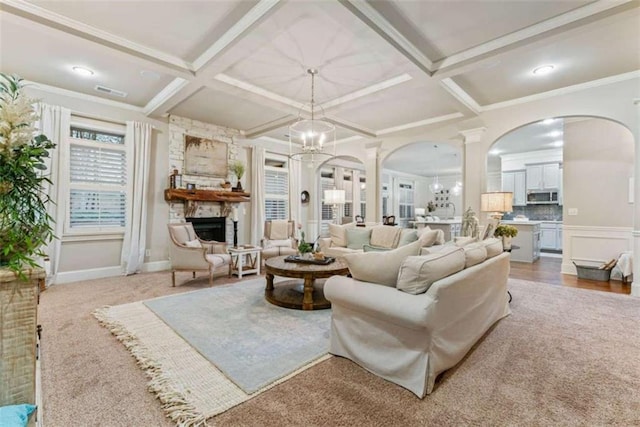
[[184, 135, 228, 177]]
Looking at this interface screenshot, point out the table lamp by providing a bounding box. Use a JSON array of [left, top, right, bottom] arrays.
[[480, 192, 513, 219], [324, 188, 346, 224]]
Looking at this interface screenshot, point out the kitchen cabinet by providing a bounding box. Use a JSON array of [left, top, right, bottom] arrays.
[[415, 221, 461, 241], [501, 170, 526, 206], [526, 163, 560, 191], [540, 222, 563, 250]]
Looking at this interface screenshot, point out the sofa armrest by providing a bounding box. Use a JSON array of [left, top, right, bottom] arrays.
[[324, 276, 435, 330], [169, 245, 209, 269]]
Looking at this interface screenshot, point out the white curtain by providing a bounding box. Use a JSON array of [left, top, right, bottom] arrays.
[[289, 158, 301, 223], [121, 121, 152, 275], [36, 103, 70, 285], [250, 146, 266, 246]]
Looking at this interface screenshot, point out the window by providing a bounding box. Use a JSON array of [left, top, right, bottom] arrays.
[[320, 169, 335, 236], [67, 118, 127, 233], [264, 156, 289, 220], [398, 182, 414, 219], [360, 177, 366, 219]]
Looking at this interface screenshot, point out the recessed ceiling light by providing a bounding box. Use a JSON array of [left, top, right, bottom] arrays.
[[548, 130, 562, 138], [532, 65, 555, 76], [542, 118, 556, 125], [72, 66, 94, 77], [489, 149, 501, 156], [552, 140, 564, 147]]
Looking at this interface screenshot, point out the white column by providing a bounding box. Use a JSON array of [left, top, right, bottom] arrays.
[[364, 142, 382, 223], [459, 128, 486, 217], [631, 98, 640, 296]]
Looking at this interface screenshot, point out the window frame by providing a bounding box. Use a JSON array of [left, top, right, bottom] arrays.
[[264, 154, 289, 221]]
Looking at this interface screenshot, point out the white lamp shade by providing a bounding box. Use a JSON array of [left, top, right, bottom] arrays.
[[480, 192, 513, 213], [415, 208, 426, 216], [324, 189, 345, 204]]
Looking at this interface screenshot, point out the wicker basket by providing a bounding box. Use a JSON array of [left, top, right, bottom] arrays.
[[0, 267, 44, 406], [572, 262, 611, 282]]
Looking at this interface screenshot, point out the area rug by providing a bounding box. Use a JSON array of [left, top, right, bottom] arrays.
[[93, 278, 331, 426]]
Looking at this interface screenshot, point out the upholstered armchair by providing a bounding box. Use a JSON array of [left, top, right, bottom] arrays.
[[261, 220, 298, 261], [167, 223, 231, 286]]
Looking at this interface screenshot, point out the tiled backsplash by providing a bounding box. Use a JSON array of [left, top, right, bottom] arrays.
[[509, 205, 563, 221]]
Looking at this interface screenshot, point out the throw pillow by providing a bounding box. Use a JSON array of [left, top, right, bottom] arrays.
[[482, 237, 503, 258], [0, 404, 36, 427], [346, 228, 372, 250], [416, 228, 439, 247], [464, 242, 488, 268], [184, 239, 202, 248], [369, 225, 401, 248], [398, 229, 418, 246], [328, 223, 355, 247], [363, 244, 390, 252], [269, 220, 290, 240], [396, 246, 466, 295], [343, 240, 422, 287]]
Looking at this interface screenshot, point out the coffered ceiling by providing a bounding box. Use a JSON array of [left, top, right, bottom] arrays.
[[1, 0, 638, 152]]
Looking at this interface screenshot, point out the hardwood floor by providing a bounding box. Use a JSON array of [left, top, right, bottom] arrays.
[[509, 256, 631, 295]]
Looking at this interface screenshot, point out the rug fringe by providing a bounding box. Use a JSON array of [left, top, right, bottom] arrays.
[[93, 306, 209, 427]]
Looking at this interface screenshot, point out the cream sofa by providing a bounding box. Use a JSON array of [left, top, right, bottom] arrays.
[[324, 238, 510, 398], [319, 223, 444, 258]]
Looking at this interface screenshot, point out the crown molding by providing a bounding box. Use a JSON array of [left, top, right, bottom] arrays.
[[459, 127, 487, 144], [24, 80, 144, 112], [377, 112, 464, 135], [244, 116, 297, 139]]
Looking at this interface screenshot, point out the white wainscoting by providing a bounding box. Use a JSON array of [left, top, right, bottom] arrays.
[[561, 225, 633, 275]]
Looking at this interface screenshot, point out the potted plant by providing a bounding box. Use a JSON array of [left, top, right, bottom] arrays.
[[494, 224, 518, 250], [229, 160, 245, 192], [296, 224, 313, 258], [0, 73, 55, 408]]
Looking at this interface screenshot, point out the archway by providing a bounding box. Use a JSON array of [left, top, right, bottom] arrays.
[[486, 116, 634, 277], [382, 141, 463, 229]]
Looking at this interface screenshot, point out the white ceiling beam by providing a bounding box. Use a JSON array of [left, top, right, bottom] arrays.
[[0, 0, 193, 77], [143, 78, 190, 116], [377, 112, 464, 136], [324, 116, 377, 138], [213, 73, 305, 111], [244, 116, 298, 139], [338, 0, 434, 76], [191, 0, 282, 71], [439, 79, 483, 115], [320, 73, 413, 111], [433, 0, 636, 76]]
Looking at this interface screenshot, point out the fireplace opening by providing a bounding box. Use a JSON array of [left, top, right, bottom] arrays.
[[186, 217, 226, 242]]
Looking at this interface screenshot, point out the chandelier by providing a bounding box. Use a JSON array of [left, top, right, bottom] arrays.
[[289, 69, 336, 163], [429, 144, 443, 194]]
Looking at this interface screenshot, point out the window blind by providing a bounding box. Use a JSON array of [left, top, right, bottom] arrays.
[[264, 167, 288, 221]]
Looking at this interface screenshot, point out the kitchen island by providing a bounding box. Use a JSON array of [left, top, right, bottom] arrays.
[[500, 221, 541, 263], [410, 219, 462, 242]]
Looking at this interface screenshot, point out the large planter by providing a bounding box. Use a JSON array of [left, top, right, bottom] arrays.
[[0, 267, 43, 406]]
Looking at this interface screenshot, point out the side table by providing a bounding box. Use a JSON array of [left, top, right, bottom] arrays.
[[228, 246, 261, 278]]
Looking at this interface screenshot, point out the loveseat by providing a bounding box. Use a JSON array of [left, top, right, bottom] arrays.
[[324, 238, 511, 397], [318, 223, 444, 258]]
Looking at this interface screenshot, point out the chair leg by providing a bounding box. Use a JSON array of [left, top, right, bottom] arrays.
[[172, 271, 176, 287], [192, 271, 196, 279], [209, 268, 213, 286]]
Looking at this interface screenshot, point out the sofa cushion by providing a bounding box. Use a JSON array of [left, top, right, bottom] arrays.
[[329, 222, 356, 247], [464, 242, 488, 268], [269, 220, 290, 240], [369, 225, 401, 249], [362, 244, 390, 252], [397, 246, 466, 295], [264, 238, 292, 248], [346, 228, 372, 250], [454, 236, 478, 247], [184, 239, 202, 248], [343, 240, 422, 287], [482, 237, 503, 258], [417, 228, 441, 247], [398, 229, 418, 246]]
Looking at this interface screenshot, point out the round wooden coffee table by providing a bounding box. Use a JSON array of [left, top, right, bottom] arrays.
[[265, 256, 349, 310]]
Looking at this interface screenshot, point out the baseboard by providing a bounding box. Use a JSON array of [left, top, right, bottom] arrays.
[[142, 260, 171, 273], [53, 261, 171, 284], [55, 266, 123, 284]]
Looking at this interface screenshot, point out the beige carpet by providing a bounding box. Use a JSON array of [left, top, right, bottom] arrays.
[[39, 272, 640, 426]]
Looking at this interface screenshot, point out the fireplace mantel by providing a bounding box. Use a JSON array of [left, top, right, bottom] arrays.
[[164, 188, 250, 203]]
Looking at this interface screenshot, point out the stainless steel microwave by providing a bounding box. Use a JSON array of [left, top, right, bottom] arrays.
[[527, 191, 558, 204]]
